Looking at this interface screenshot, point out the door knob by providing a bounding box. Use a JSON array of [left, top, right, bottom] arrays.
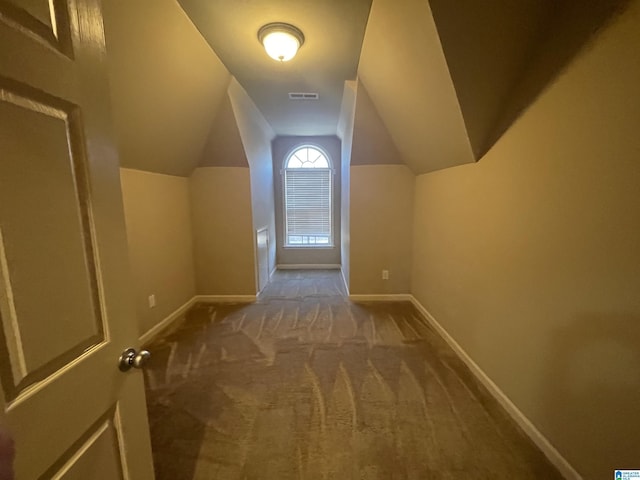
[[118, 348, 151, 372]]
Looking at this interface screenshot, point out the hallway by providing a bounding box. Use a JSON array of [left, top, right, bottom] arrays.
[[143, 270, 562, 479]]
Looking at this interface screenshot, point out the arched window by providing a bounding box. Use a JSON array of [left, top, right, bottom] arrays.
[[284, 146, 332, 246]]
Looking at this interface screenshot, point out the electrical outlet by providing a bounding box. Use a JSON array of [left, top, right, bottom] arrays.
[[382, 269, 389, 280], [148, 294, 156, 308]]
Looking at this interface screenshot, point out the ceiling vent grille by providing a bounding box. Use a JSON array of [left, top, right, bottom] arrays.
[[288, 92, 319, 100]]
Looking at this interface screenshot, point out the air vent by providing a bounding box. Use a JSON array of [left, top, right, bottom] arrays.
[[288, 92, 319, 100]]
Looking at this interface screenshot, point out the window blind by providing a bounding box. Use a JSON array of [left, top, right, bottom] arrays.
[[284, 169, 332, 244]]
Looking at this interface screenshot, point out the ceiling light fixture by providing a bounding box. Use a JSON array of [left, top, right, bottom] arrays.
[[258, 22, 305, 62]]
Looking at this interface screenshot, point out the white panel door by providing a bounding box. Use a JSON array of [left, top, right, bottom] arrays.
[[0, 0, 154, 478]]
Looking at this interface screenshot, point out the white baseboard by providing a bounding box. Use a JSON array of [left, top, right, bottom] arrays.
[[139, 289, 578, 478], [276, 264, 341, 270], [139, 296, 197, 345], [340, 268, 350, 296], [349, 294, 413, 302], [195, 294, 256, 303], [409, 296, 582, 480], [138, 294, 257, 345]]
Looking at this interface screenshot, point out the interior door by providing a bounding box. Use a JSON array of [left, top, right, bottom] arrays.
[[0, 0, 154, 478]]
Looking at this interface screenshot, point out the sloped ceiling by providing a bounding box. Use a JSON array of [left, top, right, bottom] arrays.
[[199, 95, 249, 168], [227, 78, 276, 164], [351, 81, 403, 166], [427, 0, 632, 160], [355, 0, 631, 173], [428, 0, 554, 160], [178, 0, 372, 136], [103, 0, 230, 176], [357, 0, 475, 174], [102, 0, 630, 177], [337, 80, 357, 146], [488, 0, 633, 148]]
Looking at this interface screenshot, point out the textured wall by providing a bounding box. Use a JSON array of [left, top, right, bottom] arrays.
[[190, 167, 256, 295], [411, 3, 640, 478], [120, 169, 196, 336]]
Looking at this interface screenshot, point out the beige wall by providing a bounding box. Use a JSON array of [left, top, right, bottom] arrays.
[[348, 80, 413, 295], [337, 81, 357, 289], [103, 0, 230, 176], [350, 165, 414, 294], [196, 79, 276, 291], [411, 3, 640, 478], [272, 136, 342, 266], [228, 79, 277, 278], [190, 167, 256, 295], [120, 169, 196, 336]]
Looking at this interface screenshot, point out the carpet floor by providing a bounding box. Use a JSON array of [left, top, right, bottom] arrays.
[[143, 270, 563, 479]]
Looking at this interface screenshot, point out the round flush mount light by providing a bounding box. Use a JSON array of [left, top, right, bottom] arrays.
[[258, 22, 305, 62]]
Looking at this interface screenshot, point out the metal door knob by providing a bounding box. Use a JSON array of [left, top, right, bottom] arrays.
[[118, 348, 151, 372]]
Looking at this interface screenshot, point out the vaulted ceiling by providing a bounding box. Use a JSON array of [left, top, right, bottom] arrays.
[[178, 0, 372, 137], [103, 0, 630, 176], [102, 0, 230, 176]]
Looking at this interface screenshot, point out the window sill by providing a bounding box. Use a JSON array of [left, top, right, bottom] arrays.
[[284, 245, 335, 249]]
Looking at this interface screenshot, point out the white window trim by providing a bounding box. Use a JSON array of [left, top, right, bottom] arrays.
[[282, 145, 334, 248]]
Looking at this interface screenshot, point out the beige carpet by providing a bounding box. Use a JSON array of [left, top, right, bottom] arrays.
[[143, 270, 562, 479]]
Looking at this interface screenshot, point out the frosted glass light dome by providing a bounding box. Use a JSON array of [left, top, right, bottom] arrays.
[[258, 23, 305, 62]]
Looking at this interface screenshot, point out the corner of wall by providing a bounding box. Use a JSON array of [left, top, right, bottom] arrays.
[[119, 168, 196, 336]]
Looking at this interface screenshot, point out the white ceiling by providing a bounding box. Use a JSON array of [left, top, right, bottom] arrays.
[[178, 0, 372, 136]]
